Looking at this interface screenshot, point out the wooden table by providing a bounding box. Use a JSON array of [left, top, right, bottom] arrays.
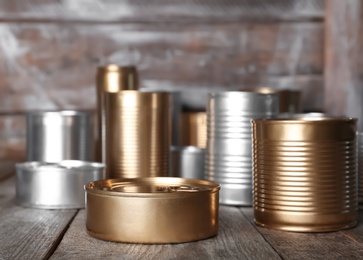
[[1, 162, 363, 260]]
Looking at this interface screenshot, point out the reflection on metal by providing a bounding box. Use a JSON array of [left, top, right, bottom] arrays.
[[205, 91, 279, 206], [85, 177, 220, 244], [253, 117, 358, 232]]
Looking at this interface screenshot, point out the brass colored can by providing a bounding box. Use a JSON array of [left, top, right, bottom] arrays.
[[105, 91, 170, 178], [182, 111, 207, 148], [85, 177, 220, 244], [96, 65, 139, 162], [252, 117, 358, 232], [256, 87, 301, 113], [358, 132, 363, 205]]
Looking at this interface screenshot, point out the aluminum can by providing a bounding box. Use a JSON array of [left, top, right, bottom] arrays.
[[85, 177, 220, 243], [16, 160, 105, 209], [170, 146, 205, 179], [26, 110, 94, 162], [182, 111, 207, 148], [205, 91, 279, 205], [96, 65, 139, 162], [252, 117, 358, 232], [105, 91, 171, 178]]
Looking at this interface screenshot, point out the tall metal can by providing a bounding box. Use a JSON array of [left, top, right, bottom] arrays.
[[182, 111, 207, 149], [170, 146, 205, 179], [358, 132, 363, 205], [205, 91, 279, 205], [96, 65, 139, 162], [105, 91, 171, 178], [252, 117, 358, 232], [26, 110, 94, 162]]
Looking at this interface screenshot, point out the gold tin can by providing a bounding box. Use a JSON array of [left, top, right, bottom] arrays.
[[256, 87, 301, 113], [252, 117, 358, 232], [182, 111, 207, 149], [105, 91, 171, 178], [85, 177, 220, 244], [96, 65, 139, 162], [358, 132, 363, 205]]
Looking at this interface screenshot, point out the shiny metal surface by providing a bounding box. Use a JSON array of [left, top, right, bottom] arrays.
[[170, 146, 205, 179], [105, 91, 171, 178], [182, 111, 207, 148], [16, 160, 105, 209], [85, 177, 220, 244], [26, 110, 94, 162], [358, 132, 363, 205], [252, 117, 358, 232], [205, 91, 279, 206], [96, 65, 139, 162]]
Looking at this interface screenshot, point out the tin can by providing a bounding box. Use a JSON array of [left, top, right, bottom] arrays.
[[205, 91, 279, 206], [16, 160, 105, 209], [358, 132, 363, 205], [85, 177, 220, 243], [170, 146, 205, 179], [105, 91, 171, 178], [96, 65, 139, 162], [256, 87, 301, 114], [252, 117, 358, 232], [182, 111, 207, 149], [26, 110, 94, 162]]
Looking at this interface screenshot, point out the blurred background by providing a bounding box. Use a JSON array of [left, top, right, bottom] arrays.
[[0, 0, 361, 161]]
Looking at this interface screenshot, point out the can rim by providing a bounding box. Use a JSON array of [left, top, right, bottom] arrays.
[[252, 117, 357, 124], [16, 160, 105, 171], [209, 91, 278, 98], [26, 110, 93, 116], [85, 177, 220, 197], [171, 146, 205, 154]]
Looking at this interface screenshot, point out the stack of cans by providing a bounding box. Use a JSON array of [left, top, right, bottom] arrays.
[[205, 91, 279, 205], [252, 117, 358, 232]]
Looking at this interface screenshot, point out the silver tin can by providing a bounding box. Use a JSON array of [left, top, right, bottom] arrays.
[[26, 110, 94, 162], [205, 91, 279, 205], [170, 146, 205, 179], [16, 160, 105, 209]]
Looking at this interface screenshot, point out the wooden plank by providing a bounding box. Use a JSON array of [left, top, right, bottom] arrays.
[[50, 206, 281, 259], [0, 176, 78, 259], [324, 0, 363, 130], [241, 207, 363, 259], [0, 22, 323, 113], [0, 0, 324, 23]]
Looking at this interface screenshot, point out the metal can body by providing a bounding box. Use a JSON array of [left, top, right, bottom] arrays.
[[105, 91, 171, 178], [85, 177, 220, 244], [205, 91, 279, 206], [358, 132, 363, 205], [26, 110, 94, 162], [96, 65, 139, 163], [252, 117, 358, 232], [16, 161, 105, 209], [182, 111, 207, 148], [170, 146, 205, 179]]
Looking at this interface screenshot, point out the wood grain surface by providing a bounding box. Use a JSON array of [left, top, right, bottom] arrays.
[[0, 176, 78, 260], [0, 22, 323, 112], [50, 207, 281, 260], [241, 208, 363, 260], [0, 0, 324, 22], [325, 0, 363, 130]]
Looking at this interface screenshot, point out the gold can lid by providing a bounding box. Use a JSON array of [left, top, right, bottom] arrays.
[[86, 177, 220, 197]]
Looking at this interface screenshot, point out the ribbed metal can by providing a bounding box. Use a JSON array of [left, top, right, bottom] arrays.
[[358, 132, 363, 205], [205, 91, 279, 205], [170, 146, 205, 179], [252, 117, 358, 232], [96, 65, 139, 163], [105, 90, 171, 178], [182, 111, 207, 149], [26, 110, 94, 162]]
